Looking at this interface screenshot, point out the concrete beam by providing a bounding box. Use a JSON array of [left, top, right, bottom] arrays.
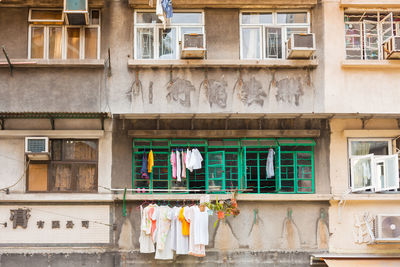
[[0, 130, 104, 138], [0, 59, 105, 68], [129, 0, 317, 8], [0, 0, 104, 7], [128, 129, 320, 138], [340, 0, 400, 8], [127, 59, 319, 69]]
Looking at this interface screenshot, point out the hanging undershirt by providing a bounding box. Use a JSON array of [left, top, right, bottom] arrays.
[[139, 205, 155, 253], [153, 206, 174, 260], [170, 151, 177, 179], [184, 205, 206, 257], [186, 149, 193, 172], [176, 150, 181, 182], [266, 148, 275, 179], [173, 207, 189, 254], [182, 151, 187, 178]]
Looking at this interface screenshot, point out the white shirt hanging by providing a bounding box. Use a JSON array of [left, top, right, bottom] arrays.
[[190, 148, 203, 170], [176, 150, 181, 182], [266, 148, 275, 179]]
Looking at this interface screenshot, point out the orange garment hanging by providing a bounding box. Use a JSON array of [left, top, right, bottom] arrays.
[[148, 150, 154, 173], [179, 207, 190, 236]]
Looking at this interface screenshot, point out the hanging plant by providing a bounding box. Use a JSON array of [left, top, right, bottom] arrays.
[[204, 191, 240, 228]]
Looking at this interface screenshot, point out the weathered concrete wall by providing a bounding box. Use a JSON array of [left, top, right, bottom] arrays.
[[120, 68, 318, 114], [0, 8, 28, 58], [0, 68, 103, 112], [329, 201, 400, 254], [114, 201, 329, 264], [205, 9, 239, 60], [0, 253, 118, 267], [0, 205, 111, 244]]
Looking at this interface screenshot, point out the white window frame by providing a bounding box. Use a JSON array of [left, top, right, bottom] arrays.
[[348, 138, 399, 192], [374, 154, 400, 192], [344, 10, 400, 60], [28, 8, 64, 23], [239, 10, 311, 60], [350, 154, 375, 192], [133, 10, 205, 60], [28, 9, 101, 60]]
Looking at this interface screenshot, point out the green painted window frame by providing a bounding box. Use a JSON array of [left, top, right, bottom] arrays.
[[132, 138, 315, 194]]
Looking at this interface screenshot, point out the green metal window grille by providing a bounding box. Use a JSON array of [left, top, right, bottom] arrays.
[[132, 138, 315, 194]]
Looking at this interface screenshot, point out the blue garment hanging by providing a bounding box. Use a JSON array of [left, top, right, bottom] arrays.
[[141, 151, 149, 179], [161, 0, 173, 18]]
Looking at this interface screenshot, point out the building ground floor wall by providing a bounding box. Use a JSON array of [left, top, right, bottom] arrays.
[[0, 251, 314, 267]]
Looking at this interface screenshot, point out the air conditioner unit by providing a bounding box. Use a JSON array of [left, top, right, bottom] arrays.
[[286, 33, 316, 59], [25, 137, 50, 161], [64, 0, 89, 25], [181, 33, 206, 59], [383, 36, 400, 59], [375, 214, 400, 242]]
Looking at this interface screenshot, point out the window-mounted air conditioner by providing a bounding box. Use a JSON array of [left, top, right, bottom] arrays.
[[25, 137, 50, 161], [181, 33, 206, 59], [286, 33, 316, 59], [383, 36, 400, 59], [375, 214, 400, 243], [64, 0, 89, 25]]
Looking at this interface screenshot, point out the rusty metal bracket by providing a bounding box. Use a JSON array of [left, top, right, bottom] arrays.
[[361, 116, 373, 129], [2, 46, 13, 76]]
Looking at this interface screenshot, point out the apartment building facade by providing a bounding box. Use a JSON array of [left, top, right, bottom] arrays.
[[0, 0, 399, 266]]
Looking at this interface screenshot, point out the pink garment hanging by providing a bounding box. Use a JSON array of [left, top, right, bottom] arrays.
[[182, 151, 187, 178], [171, 151, 177, 179]]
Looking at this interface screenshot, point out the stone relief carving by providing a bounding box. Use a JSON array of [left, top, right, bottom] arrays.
[[200, 78, 228, 108], [234, 76, 267, 106], [275, 77, 304, 106], [166, 78, 196, 107]]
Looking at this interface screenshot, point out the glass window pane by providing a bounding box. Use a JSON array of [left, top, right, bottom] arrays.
[[364, 21, 379, 59], [137, 12, 161, 24], [171, 13, 202, 24], [64, 140, 97, 161], [31, 27, 44, 59], [286, 27, 308, 41], [48, 27, 62, 59], [85, 28, 98, 59], [67, 28, 80, 59], [137, 28, 154, 59], [351, 156, 373, 190], [265, 27, 282, 59], [31, 9, 63, 21], [350, 140, 389, 156], [242, 13, 272, 24], [277, 12, 308, 24], [159, 28, 176, 59], [241, 28, 260, 59]]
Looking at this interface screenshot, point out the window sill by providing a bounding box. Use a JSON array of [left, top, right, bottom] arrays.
[[342, 60, 400, 69], [128, 59, 318, 69], [332, 193, 400, 201], [0, 59, 105, 68], [0, 193, 114, 203], [115, 193, 332, 202]]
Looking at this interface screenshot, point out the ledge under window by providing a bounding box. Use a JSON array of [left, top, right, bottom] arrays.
[[128, 59, 318, 69], [0, 59, 105, 68], [342, 60, 400, 69], [115, 193, 332, 202]]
